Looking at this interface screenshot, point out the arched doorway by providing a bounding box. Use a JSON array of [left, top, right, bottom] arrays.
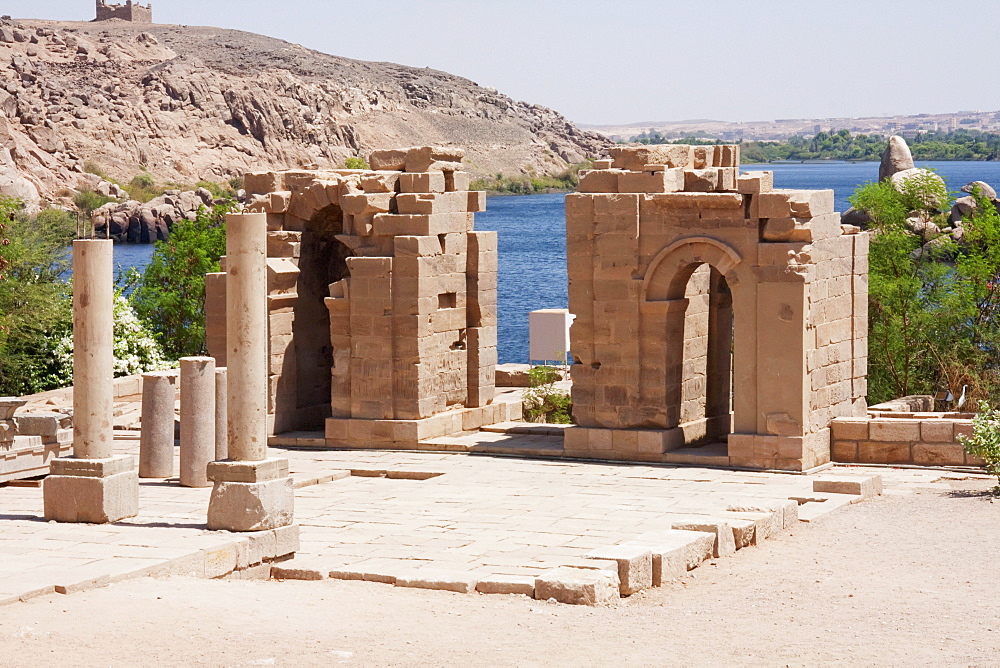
[[292, 203, 353, 428], [641, 236, 746, 450], [678, 264, 733, 446]]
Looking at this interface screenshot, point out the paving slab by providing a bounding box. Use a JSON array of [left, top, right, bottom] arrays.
[[0, 429, 986, 606]]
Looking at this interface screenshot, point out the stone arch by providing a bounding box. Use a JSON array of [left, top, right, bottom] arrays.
[[642, 236, 742, 303]]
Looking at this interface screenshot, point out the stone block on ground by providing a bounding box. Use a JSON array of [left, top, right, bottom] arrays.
[[207, 477, 295, 532], [585, 544, 653, 596], [534, 567, 619, 607], [475, 576, 535, 597], [620, 529, 715, 585], [395, 570, 478, 594], [813, 474, 883, 499], [43, 468, 139, 524], [271, 559, 327, 581], [671, 518, 736, 557]]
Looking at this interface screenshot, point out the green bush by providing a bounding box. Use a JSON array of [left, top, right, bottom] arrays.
[[0, 198, 76, 395], [959, 403, 1000, 493], [195, 180, 236, 200], [470, 161, 592, 195], [522, 365, 574, 424], [73, 189, 114, 216], [854, 173, 1000, 405], [343, 157, 369, 170], [130, 203, 233, 359], [125, 172, 165, 203]]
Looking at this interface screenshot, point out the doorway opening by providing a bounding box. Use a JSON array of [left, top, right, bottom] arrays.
[[293, 204, 353, 428]]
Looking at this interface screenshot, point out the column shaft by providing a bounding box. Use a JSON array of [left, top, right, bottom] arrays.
[[179, 356, 215, 487], [72, 239, 114, 459], [215, 367, 228, 461], [139, 371, 175, 478], [226, 213, 269, 462]]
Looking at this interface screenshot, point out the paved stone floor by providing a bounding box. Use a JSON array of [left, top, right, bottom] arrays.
[[0, 431, 982, 606]]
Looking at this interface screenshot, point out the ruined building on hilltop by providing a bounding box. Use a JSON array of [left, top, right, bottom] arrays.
[[95, 0, 152, 23]]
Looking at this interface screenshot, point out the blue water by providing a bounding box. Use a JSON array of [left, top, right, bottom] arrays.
[[110, 161, 1000, 364], [744, 161, 1000, 213], [475, 193, 569, 365]]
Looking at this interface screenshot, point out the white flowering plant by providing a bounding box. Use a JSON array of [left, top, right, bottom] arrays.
[[37, 290, 170, 390]]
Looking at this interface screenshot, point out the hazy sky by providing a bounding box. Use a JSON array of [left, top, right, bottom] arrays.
[[7, 0, 1000, 125]]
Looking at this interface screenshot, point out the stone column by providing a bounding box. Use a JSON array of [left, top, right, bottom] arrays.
[[43, 239, 139, 523], [214, 367, 228, 461], [138, 371, 175, 479], [207, 213, 294, 532], [179, 357, 215, 487]]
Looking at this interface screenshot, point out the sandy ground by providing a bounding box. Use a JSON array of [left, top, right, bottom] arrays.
[[0, 477, 997, 667]]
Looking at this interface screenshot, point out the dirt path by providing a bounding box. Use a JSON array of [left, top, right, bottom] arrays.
[[0, 477, 997, 666]]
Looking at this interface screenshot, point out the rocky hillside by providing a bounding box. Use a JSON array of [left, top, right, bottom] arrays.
[[0, 17, 611, 210]]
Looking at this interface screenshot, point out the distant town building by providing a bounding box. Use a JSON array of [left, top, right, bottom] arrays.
[[95, 0, 152, 23]]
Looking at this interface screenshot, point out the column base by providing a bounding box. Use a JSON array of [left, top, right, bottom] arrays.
[[206, 458, 294, 532], [43, 455, 139, 524]]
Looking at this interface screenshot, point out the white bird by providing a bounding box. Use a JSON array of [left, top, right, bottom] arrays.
[[956, 385, 968, 410]]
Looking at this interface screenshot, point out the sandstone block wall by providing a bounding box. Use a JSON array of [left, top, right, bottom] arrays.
[[95, 1, 152, 22], [564, 144, 869, 471], [207, 147, 500, 444], [831, 412, 982, 467]]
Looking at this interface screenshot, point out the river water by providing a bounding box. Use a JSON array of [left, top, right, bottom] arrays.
[[111, 161, 1000, 364]]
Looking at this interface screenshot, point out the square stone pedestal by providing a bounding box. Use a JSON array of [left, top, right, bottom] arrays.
[[43, 455, 139, 524], [206, 458, 294, 532]]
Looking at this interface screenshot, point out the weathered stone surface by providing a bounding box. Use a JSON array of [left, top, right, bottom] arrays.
[[476, 576, 535, 597], [889, 168, 947, 209], [534, 567, 619, 606], [813, 474, 883, 499], [621, 530, 715, 585], [395, 571, 478, 594], [961, 180, 997, 200], [43, 469, 139, 524], [206, 478, 294, 532], [585, 545, 653, 596], [879, 135, 916, 182], [671, 519, 737, 557]]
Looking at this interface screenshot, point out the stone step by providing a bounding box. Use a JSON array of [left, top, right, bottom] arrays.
[[661, 442, 731, 467], [480, 421, 572, 437]]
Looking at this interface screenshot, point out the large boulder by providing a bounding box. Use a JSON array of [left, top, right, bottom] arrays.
[[0, 163, 40, 213], [961, 180, 997, 201], [889, 168, 948, 210], [841, 206, 871, 228], [879, 135, 916, 182]]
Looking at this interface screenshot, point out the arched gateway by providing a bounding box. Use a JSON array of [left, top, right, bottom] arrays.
[[564, 145, 869, 471]]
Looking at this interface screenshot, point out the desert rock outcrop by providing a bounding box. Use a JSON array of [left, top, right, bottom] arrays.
[[0, 16, 610, 206]]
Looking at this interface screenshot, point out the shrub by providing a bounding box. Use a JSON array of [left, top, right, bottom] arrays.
[[0, 198, 76, 395], [959, 403, 1000, 494], [343, 157, 369, 170], [130, 203, 232, 359], [73, 189, 114, 216], [522, 365, 574, 424], [125, 172, 164, 203], [82, 160, 112, 181], [195, 180, 235, 200], [852, 173, 1000, 405]]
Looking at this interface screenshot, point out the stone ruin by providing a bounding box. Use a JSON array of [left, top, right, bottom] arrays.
[[205, 147, 510, 448], [562, 145, 870, 472], [95, 0, 152, 23], [0, 398, 72, 483], [200, 143, 871, 472]]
